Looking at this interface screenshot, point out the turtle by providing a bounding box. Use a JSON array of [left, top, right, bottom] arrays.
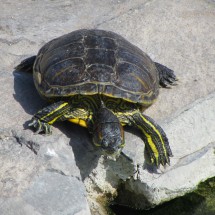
[[15, 29, 177, 167]]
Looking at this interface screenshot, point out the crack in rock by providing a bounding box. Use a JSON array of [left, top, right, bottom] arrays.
[[0, 37, 35, 46], [174, 141, 215, 168], [94, 0, 153, 28]]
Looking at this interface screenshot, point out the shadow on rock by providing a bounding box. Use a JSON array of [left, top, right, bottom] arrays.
[[59, 121, 101, 180], [13, 70, 46, 116], [13, 68, 100, 179]]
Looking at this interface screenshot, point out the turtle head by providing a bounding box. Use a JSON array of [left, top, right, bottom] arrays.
[[92, 106, 125, 158]]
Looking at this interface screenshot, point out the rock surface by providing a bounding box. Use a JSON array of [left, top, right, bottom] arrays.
[[0, 0, 215, 214], [0, 128, 91, 215]]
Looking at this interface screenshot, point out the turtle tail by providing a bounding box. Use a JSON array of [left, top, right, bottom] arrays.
[[15, 56, 36, 73]]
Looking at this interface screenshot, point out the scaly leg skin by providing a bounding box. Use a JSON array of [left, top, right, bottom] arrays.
[[154, 62, 178, 88], [29, 101, 92, 134], [29, 101, 70, 134], [118, 110, 173, 167], [29, 101, 91, 134]]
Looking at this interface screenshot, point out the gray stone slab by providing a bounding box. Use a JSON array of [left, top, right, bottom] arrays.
[[0, 172, 90, 215], [0, 129, 91, 215], [23, 172, 90, 215]]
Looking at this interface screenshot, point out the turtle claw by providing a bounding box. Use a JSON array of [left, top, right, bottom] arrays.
[[159, 71, 177, 88], [145, 141, 173, 167], [159, 79, 172, 88], [159, 154, 170, 167], [28, 118, 52, 135], [149, 154, 171, 168], [155, 62, 178, 88]]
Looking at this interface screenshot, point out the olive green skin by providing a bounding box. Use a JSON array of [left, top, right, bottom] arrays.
[[33, 29, 159, 107]]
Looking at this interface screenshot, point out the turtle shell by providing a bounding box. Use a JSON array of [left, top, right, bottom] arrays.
[[33, 29, 159, 105]]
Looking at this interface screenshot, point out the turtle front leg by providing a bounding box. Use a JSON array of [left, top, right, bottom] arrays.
[[29, 101, 70, 134], [118, 111, 173, 167]]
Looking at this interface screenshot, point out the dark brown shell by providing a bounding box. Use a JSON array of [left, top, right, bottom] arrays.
[[33, 29, 159, 105]]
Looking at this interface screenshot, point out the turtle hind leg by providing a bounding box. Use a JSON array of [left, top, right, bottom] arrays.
[[15, 55, 36, 73], [154, 62, 178, 88]]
